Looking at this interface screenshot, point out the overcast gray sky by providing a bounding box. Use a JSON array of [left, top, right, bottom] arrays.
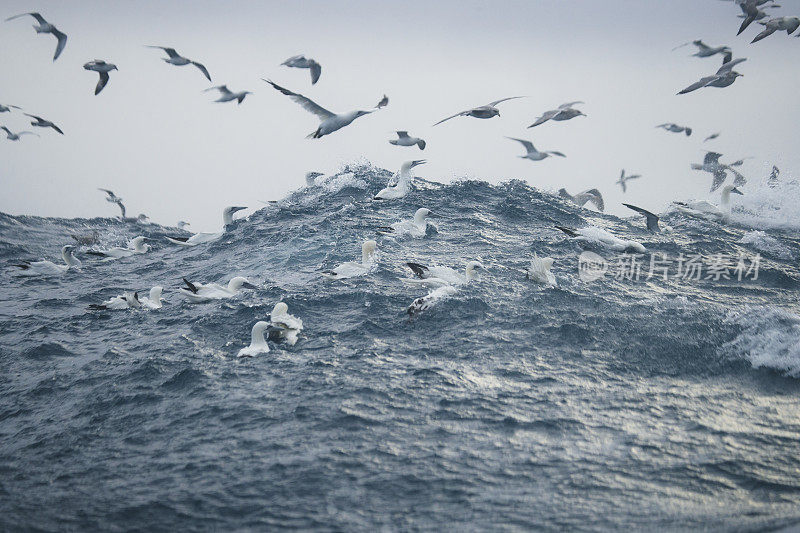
[[1, 0, 798, 230]]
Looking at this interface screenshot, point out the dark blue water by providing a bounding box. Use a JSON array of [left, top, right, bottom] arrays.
[[2, 164, 800, 531]]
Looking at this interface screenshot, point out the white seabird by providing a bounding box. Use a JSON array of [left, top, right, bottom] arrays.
[[672, 184, 743, 222], [204, 85, 252, 104], [237, 321, 271, 358], [6, 12, 67, 61], [616, 169, 642, 193], [506, 137, 565, 161], [623, 203, 662, 233], [179, 276, 258, 303], [374, 160, 426, 200], [166, 206, 246, 246], [407, 285, 457, 317], [268, 302, 303, 346], [556, 226, 646, 253], [89, 286, 164, 311], [389, 131, 426, 150], [85, 236, 150, 260], [751, 16, 800, 43], [84, 60, 118, 95], [526, 254, 557, 286], [656, 123, 692, 136], [24, 114, 63, 134], [1, 127, 39, 141], [322, 240, 377, 279], [377, 208, 432, 238], [528, 101, 586, 128], [147, 46, 211, 81], [14, 245, 81, 275], [433, 96, 525, 126], [177, 221, 191, 230], [558, 188, 604, 212], [263, 79, 376, 138], [403, 260, 484, 288], [281, 55, 322, 84]]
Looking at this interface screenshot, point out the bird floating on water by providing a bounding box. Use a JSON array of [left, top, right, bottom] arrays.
[[204, 85, 252, 104], [558, 189, 604, 212], [528, 101, 585, 128], [89, 287, 164, 311], [322, 240, 377, 279], [506, 137, 565, 161], [404, 260, 484, 288], [24, 113, 63, 134], [673, 184, 743, 222], [268, 302, 303, 346], [389, 131, 426, 150], [377, 208, 432, 237], [237, 321, 271, 358], [6, 12, 67, 61], [85, 236, 149, 260], [281, 55, 322, 85], [13, 245, 81, 275], [179, 276, 258, 303], [83, 60, 117, 95], [556, 226, 647, 253], [433, 96, 525, 126], [166, 206, 247, 246], [147, 46, 212, 81], [374, 160, 426, 200], [526, 254, 557, 286]]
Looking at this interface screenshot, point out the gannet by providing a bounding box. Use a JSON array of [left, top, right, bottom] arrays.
[[407, 285, 457, 317], [14, 245, 81, 275], [528, 101, 585, 128], [678, 63, 743, 94], [281, 55, 322, 84], [506, 137, 565, 161], [752, 16, 800, 43], [374, 160, 426, 200], [85, 236, 149, 260], [166, 206, 246, 246], [433, 96, 525, 126], [140, 286, 165, 310], [0, 104, 21, 113], [403, 260, 484, 288], [146, 46, 211, 81], [704, 132, 720, 142], [526, 254, 557, 286], [71, 230, 100, 246], [376, 94, 389, 109], [623, 203, 662, 233], [204, 85, 252, 104], [89, 291, 141, 310], [305, 172, 324, 186], [237, 321, 271, 358], [672, 184, 743, 221], [267, 302, 303, 346], [263, 79, 376, 138], [556, 226, 646, 253], [616, 169, 642, 193], [1, 127, 39, 141], [24, 114, 63, 134], [179, 276, 258, 302], [389, 131, 426, 150], [655, 123, 692, 136], [322, 240, 377, 279], [6, 12, 67, 61], [377, 208, 432, 237], [83, 60, 117, 95], [558, 189, 604, 212]]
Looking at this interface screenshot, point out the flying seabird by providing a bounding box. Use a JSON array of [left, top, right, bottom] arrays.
[[83, 60, 118, 95], [616, 169, 642, 193], [85, 236, 149, 260], [204, 85, 252, 104], [737, 0, 778, 35], [24, 113, 63, 134], [691, 152, 746, 192], [376, 94, 389, 109], [374, 160, 426, 200], [98, 188, 126, 218], [6, 12, 67, 61], [673, 40, 732, 62], [264, 79, 376, 138], [0, 104, 21, 113], [526, 254, 557, 286], [506, 137, 565, 161], [281, 55, 322, 84], [528, 101, 585, 128], [433, 96, 525, 126], [678, 61, 744, 94], [556, 226, 646, 253], [404, 260, 484, 288], [179, 276, 258, 303], [267, 302, 303, 346], [237, 321, 271, 358], [751, 16, 800, 43], [558, 188, 605, 212], [377, 208, 432, 237], [673, 184, 743, 221], [389, 131, 426, 150], [13, 245, 81, 275], [166, 206, 246, 246], [704, 132, 720, 142], [321, 240, 377, 279], [655, 123, 692, 136], [146, 46, 212, 81], [623, 203, 661, 233], [1, 127, 39, 141]]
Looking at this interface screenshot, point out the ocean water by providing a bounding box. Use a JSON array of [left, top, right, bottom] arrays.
[[1, 163, 799, 531]]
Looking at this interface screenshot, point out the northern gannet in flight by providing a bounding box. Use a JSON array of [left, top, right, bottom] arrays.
[[404, 260, 484, 288], [322, 240, 377, 279], [374, 160, 426, 200], [558, 189, 604, 212], [13, 245, 81, 275], [389, 131, 426, 150], [678, 61, 744, 95], [528, 101, 585, 128], [1, 127, 39, 141], [0, 104, 21, 113], [672, 184, 743, 221], [166, 206, 246, 246], [506, 137, 565, 161], [616, 169, 641, 193], [267, 302, 303, 346], [655, 123, 692, 136], [24, 113, 63, 134], [85, 236, 149, 260], [376, 94, 389, 109], [179, 276, 258, 303], [556, 226, 646, 253], [433, 96, 525, 126], [526, 254, 557, 286], [377, 208, 432, 237], [623, 203, 662, 233], [238, 322, 271, 358], [147, 46, 212, 81], [84, 60, 117, 95], [98, 188, 126, 217], [751, 16, 800, 43], [263, 79, 376, 138], [204, 85, 252, 104], [281, 55, 322, 84], [6, 12, 67, 61]]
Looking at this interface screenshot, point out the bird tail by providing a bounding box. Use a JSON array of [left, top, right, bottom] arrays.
[[405, 262, 428, 278], [182, 277, 199, 294]]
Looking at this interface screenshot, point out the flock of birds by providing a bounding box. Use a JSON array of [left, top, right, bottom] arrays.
[[2, 2, 794, 357]]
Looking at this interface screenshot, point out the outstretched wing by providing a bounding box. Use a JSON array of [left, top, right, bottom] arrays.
[[396, 131, 409, 138], [710, 169, 727, 192], [191, 61, 212, 82], [486, 96, 525, 107], [558, 101, 583, 109], [505, 137, 535, 153], [205, 85, 232, 96], [309, 61, 321, 84], [678, 75, 718, 94], [576, 189, 604, 212], [528, 109, 559, 128], [693, 40, 712, 53], [95, 72, 110, 95], [622, 203, 659, 232], [23, 113, 44, 121], [6, 12, 47, 24], [433, 110, 469, 126], [717, 57, 746, 74], [263, 79, 334, 119]]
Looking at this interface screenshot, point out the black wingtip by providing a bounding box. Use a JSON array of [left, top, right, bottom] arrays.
[[182, 277, 198, 293], [555, 225, 578, 237], [406, 262, 428, 278]]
